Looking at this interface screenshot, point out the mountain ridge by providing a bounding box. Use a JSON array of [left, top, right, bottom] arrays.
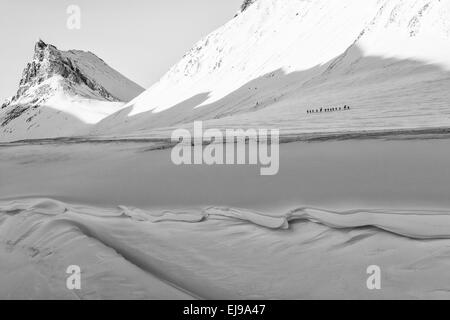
[[92, 0, 450, 137], [0, 40, 144, 141]]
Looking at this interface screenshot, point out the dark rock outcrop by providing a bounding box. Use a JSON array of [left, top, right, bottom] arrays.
[[5, 39, 117, 110]]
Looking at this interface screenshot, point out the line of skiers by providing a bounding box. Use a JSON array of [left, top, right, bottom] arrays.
[[307, 105, 350, 114]]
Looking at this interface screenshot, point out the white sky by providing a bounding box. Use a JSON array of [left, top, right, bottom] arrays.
[[0, 0, 243, 102]]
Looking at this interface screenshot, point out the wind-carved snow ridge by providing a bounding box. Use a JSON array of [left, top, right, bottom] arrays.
[[3, 198, 450, 240], [124, 205, 450, 239], [2, 197, 450, 299], [104, 0, 450, 138], [0, 40, 144, 142]]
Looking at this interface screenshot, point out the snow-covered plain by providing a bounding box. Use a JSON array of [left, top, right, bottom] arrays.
[[1, 137, 450, 299]]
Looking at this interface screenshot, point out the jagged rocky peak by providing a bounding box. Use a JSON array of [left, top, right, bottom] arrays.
[[17, 40, 56, 95], [33, 38, 56, 58], [0, 40, 144, 141], [234, 0, 257, 17], [14, 39, 116, 103], [241, 0, 257, 12]]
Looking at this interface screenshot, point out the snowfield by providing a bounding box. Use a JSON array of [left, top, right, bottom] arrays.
[[93, 0, 450, 138], [1, 0, 450, 300], [1, 137, 450, 299]]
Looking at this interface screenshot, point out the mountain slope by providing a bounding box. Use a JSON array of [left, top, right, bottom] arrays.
[[0, 40, 144, 141], [93, 0, 450, 137]]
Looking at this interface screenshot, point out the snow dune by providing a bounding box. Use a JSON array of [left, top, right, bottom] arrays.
[[4, 198, 450, 239], [122, 204, 450, 239], [2, 197, 450, 299]]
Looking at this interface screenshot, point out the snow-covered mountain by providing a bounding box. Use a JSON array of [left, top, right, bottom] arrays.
[[94, 0, 450, 137], [0, 40, 144, 141]]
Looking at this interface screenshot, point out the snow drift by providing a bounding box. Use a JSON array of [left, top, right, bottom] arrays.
[[2, 197, 450, 299]]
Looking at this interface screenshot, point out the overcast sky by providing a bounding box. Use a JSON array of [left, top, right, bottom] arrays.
[[0, 0, 243, 102]]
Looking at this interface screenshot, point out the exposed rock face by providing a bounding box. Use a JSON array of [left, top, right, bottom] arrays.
[[11, 40, 117, 105], [1, 40, 113, 130], [240, 0, 257, 12], [0, 40, 144, 141]]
